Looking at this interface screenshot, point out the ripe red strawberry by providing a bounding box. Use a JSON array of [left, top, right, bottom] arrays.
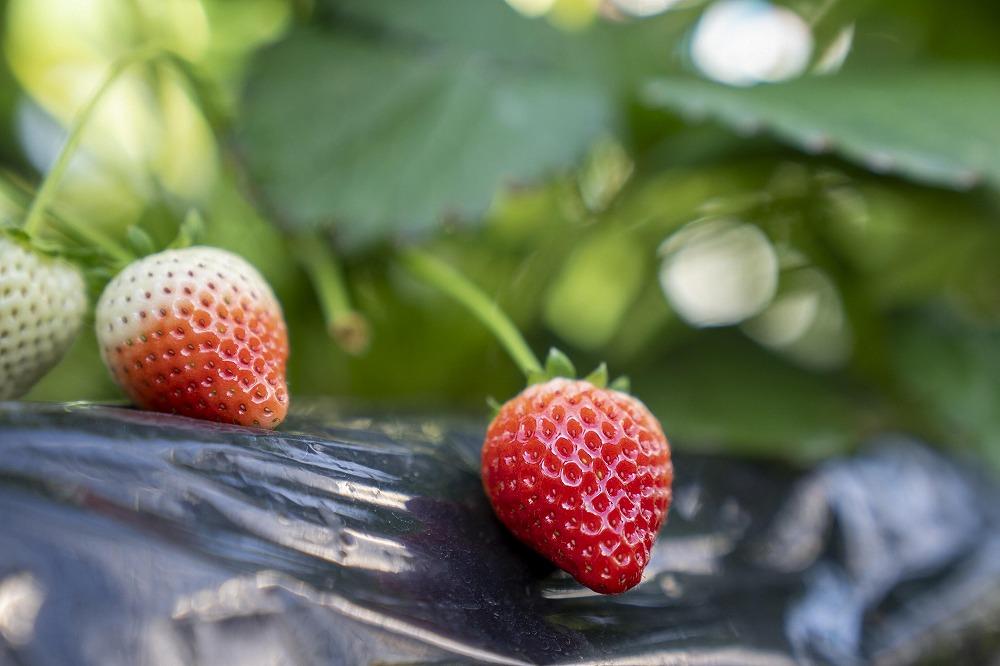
[[95, 246, 289, 428], [482, 377, 672, 594], [0, 235, 87, 399]]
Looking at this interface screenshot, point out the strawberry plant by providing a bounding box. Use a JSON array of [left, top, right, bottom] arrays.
[[0, 48, 294, 428], [0, 53, 146, 398], [5, 0, 1000, 469], [402, 249, 673, 593]]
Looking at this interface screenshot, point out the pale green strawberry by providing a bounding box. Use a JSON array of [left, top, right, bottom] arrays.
[[0, 235, 87, 399]]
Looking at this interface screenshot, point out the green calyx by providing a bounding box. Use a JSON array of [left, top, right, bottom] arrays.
[[527, 347, 631, 394], [124, 208, 205, 260], [167, 209, 206, 250], [3, 211, 117, 264], [1, 222, 35, 248]]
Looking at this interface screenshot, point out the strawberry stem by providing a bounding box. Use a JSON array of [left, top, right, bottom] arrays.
[[400, 248, 543, 378], [50, 210, 134, 267], [21, 47, 162, 240], [292, 232, 370, 355]]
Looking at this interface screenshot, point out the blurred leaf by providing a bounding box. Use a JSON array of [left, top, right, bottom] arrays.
[[578, 136, 633, 212], [820, 181, 993, 308], [199, 171, 299, 296], [643, 66, 1000, 190], [850, 0, 1000, 63], [890, 314, 1000, 470], [642, 332, 867, 460], [167, 208, 206, 249], [126, 226, 157, 257], [237, 0, 688, 250], [0, 9, 23, 166], [543, 228, 647, 349], [238, 12, 609, 248]]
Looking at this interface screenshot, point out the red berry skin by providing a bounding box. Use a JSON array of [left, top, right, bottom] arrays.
[[96, 247, 289, 429], [482, 378, 673, 594]]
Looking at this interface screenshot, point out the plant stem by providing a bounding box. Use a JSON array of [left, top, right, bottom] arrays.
[[22, 46, 161, 238], [292, 232, 370, 355], [400, 247, 543, 378], [51, 210, 134, 267]]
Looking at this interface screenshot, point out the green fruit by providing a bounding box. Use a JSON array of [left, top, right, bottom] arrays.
[[0, 236, 87, 399]]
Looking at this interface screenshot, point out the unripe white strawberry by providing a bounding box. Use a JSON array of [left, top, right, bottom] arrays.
[[95, 246, 290, 428], [0, 235, 87, 399]]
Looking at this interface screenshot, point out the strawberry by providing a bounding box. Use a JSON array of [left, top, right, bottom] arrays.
[[482, 376, 673, 594], [95, 246, 289, 428], [400, 251, 673, 593], [0, 235, 87, 399]]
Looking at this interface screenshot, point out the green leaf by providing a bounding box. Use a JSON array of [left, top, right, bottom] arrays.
[[526, 370, 549, 387], [544, 347, 576, 380], [126, 226, 156, 257], [543, 228, 647, 350], [642, 332, 863, 461], [84, 265, 116, 283], [890, 315, 1000, 470], [578, 136, 633, 213], [609, 375, 631, 393], [584, 362, 608, 388], [168, 209, 206, 249], [237, 1, 636, 249], [643, 66, 1000, 190], [1, 225, 29, 243]]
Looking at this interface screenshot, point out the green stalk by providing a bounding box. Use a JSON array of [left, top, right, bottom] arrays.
[[400, 248, 542, 378], [292, 232, 370, 355], [51, 210, 134, 267], [22, 46, 162, 240]]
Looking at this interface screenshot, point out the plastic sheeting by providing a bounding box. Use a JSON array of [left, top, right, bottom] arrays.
[[0, 402, 997, 665]]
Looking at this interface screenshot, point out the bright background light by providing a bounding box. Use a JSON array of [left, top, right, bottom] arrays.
[[659, 218, 779, 327], [690, 0, 814, 86]]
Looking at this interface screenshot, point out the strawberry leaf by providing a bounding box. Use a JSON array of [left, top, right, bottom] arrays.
[[168, 209, 205, 250], [642, 66, 1000, 190], [1, 226, 30, 244], [544, 348, 576, 380], [236, 1, 683, 250], [584, 363, 609, 389], [609, 375, 631, 394], [84, 265, 116, 283], [526, 370, 549, 387], [126, 226, 156, 257]]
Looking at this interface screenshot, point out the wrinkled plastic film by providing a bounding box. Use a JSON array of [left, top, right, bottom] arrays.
[[0, 403, 997, 665]]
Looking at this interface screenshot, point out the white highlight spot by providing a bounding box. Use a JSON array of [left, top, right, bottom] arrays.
[[659, 219, 778, 327], [816, 24, 854, 75], [691, 0, 813, 86], [0, 572, 45, 646], [743, 267, 851, 368], [613, 0, 683, 17], [505, 0, 557, 17]]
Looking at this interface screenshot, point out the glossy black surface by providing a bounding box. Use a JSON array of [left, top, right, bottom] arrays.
[[0, 402, 997, 665]]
